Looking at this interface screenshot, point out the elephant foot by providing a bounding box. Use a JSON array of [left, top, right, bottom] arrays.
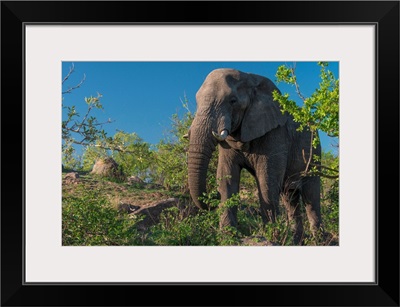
[[292, 231, 305, 246], [260, 209, 276, 224], [219, 209, 238, 230], [290, 221, 304, 246], [310, 225, 326, 244]]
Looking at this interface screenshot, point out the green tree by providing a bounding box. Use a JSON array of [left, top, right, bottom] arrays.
[[273, 62, 339, 243], [63, 64, 142, 170], [112, 131, 154, 179], [273, 62, 339, 178], [62, 65, 113, 168], [152, 97, 194, 191]]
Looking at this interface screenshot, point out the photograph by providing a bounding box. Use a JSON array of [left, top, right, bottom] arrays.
[[1, 0, 399, 306], [61, 61, 340, 247]]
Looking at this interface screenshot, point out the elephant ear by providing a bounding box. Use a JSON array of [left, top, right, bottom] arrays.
[[241, 77, 287, 143]]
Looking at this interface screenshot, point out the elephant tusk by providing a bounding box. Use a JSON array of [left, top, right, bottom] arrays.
[[212, 129, 229, 141]]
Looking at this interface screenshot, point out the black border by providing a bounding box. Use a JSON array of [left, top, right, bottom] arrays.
[[1, 1, 399, 306]]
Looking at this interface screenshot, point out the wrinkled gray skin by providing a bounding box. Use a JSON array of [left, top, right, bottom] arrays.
[[187, 68, 322, 245]]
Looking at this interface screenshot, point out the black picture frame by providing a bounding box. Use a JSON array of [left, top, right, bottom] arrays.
[[1, 1, 399, 306]]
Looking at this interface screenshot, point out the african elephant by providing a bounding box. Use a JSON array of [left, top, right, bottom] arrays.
[[187, 68, 322, 245]]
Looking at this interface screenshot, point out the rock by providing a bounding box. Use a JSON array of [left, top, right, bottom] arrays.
[[64, 172, 80, 184], [132, 198, 181, 231], [91, 157, 124, 179]]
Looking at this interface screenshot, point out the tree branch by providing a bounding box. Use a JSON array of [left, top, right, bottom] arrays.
[[71, 139, 138, 154], [62, 63, 74, 84], [76, 104, 94, 133], [307, 172, 339, 179], [302, 130, 314, 173], [290, 66, 307, 102], [310, 163, 339, 173], [62, 73, 86, 94]]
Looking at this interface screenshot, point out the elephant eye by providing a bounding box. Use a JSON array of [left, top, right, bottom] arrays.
[[230, 98, 237, 105]]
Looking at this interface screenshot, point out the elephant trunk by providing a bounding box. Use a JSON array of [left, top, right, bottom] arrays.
[[187, 149, 213, 210], [187, 104, 231, 209], [187, 116, 219, 210], [188, 144, 215, 209]]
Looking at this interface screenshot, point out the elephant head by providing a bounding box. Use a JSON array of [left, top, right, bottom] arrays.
[[187, 68, 288, 210]]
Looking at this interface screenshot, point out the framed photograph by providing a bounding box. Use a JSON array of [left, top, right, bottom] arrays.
[[2, 1, 399, 306]]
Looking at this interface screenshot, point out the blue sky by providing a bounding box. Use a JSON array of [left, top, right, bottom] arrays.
[[62, 61, 339, 153]]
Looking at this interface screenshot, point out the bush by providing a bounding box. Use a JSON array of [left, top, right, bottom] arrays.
[[321, 179, 339, 243], [62, 187, 142, 246], [153, 140, 189, 191], [151, 99, 194, 191], [148, 207, 220, 246], [112, 131, 154, 180]]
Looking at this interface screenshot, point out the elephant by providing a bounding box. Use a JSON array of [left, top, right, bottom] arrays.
[[186, 68, 322, 245]]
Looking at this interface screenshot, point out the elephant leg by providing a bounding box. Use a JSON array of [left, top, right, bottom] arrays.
[[301, 176, 322, 239], [217, 154, 241, 229], [281, 189, 304, 245], [255, 174, 280, 224]]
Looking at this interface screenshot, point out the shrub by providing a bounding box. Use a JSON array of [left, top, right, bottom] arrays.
[[112, 131, 154, 180], [151, 98, 194, 191], [62, 187, 142, 246], [148, 206, 220, 246]]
